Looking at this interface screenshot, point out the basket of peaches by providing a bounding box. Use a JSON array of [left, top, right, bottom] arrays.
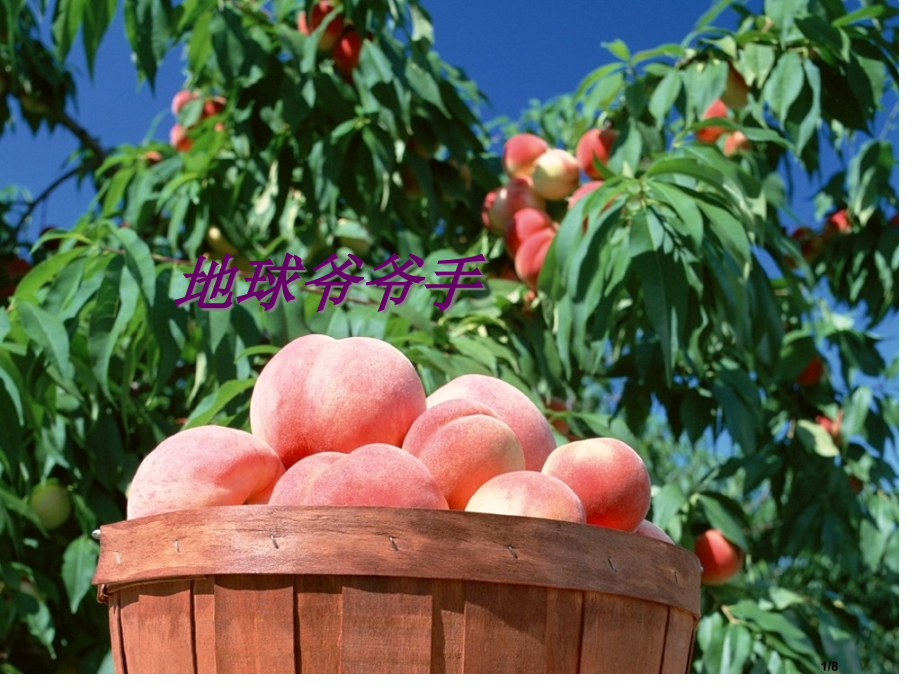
[[93, 335, 700, 674]]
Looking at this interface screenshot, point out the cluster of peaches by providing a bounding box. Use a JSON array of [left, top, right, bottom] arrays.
[[296, 1, 364, 81], [694, 65, 752, 155], [482, 128, 619, 290], [168, 89, 226, 152], [126, 334, 677, 549]]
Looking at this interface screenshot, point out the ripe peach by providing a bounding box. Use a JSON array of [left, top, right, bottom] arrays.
[[402, 400, 525, 509], [721, 65, 749, 109], [532, 149, 580, 200], [504, 207, 555, 259], [821, 209, 851, 239], [696, 99, 728, 144], [305, 444, 449, 509], [817, 410, 843, 447], [723, 130, 751, 156], [484, 178, 546, 234], [305, 1, 345, 52], [171, 89, 198, 117], [465, 471, 586, 523], [201, 96, 226, 119], [789, 226, 824, 264], [268, 452, 346, 505], [332, 28, 363, 79], [502, 133, 548, 178], [694, 529, 743, 585], [634, 520, 674, 544], [426, 374, 557, 472], [250, 335, 427, 467], [576, 128, 617, 180], [514, 228, 555, 289], [541, 438, 651, 532], [169, 123, 192, 152], [796, 354, 824, 387], [568, 180, 604, 209], [127, 426, 286, 519]]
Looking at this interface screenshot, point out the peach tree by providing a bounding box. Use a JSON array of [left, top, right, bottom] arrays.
[[0, 0, 897, 673]]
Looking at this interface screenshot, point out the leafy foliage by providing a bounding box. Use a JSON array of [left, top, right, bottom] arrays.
[[0, 0, 897, 673]]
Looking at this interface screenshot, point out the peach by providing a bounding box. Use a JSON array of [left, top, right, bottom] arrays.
[[484, 178, 546, 234], [426, 374, 557, 472], [268, 452, 346, 505], [567, 180, 604, 209], [127, 426, 286, 519], [171, 89, 198, 116], [696, 99, 728, 144], [796, 354, 824, 387], [333, 28, 363, 79], [201, 96, 226, 119], [402, 400, 525, 509], [721, 65, 749, 109], [722, 130, 751, 156], [514, 228, 555, 289], [634, 519, 674, 544], [790, 226, 824, 264], [545, 397, 570, 436], [504, 207, 555, 259], [465, 471, 586, 523], [576, 128, 617, 180], [541, 438, 650, 531], [532, 149, 580, 200], [694, 529, 743, 585], [502, 133, 548, 178], [305, 444, 449, 509], [821, 209, 851, 239], [250, 335, 427, 467], [817, 410, 843, 447], [169, 123, 192, 152], [305, 1, 345, 52]]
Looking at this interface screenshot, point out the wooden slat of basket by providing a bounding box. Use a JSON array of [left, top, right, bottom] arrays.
[[94, 507, 700, 616], [660, 608, 698, 673], [430, 579, 465, 673], [119, 581, 195, 673], [295, 574, 343, 673], [580, 592, 669, 673]]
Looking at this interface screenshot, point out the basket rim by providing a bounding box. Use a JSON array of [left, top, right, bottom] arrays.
[[92, 505, 701, 616]]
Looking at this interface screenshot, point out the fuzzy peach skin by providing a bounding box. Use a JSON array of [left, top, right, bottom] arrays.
[[484, 177, 546, 234], [250, 335, 427, 468], [696, 99, 729, 144], [532, 149, 580, 200], [402, 400, 525, 509], [576, 128, 617, 180], [465, 471, 586, 523], [634, 519, 674, 544], [305, 444, 449, 509], [127, 426, 286, 519], [695, 529, 743, 585], [504, 208, 555, 259], [514, 228, 555, 289], [502, 133, 549, 178], [268, 451, 346, 506], [541, 437, 650, 531], [426, 374, 557, 472]]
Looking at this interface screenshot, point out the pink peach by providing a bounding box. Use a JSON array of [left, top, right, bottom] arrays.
[[402, 400, 525, 509], [426, 374, 557, 472], [502, 133, 549, 178], [485, 178, 546, 234], [268, 452, 346, 505], [305, 444, 449, 509], [576, 128, 617, 180], [504, 207, 555, 259], [127, 426, 285, 519], [465, 471, 586, 523], [532, 149, 580, 200], [250, 335, 427, 467], [541, 437, 650, 531], [514, 228, 555, 289]]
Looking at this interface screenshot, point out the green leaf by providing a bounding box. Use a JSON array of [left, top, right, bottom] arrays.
[[184, 378, 256, 429], [81, 0, 118, 77], [697, 493, 748, 550], [764, 52, 804, 126], [123, 0, 172, 85], [795, 420, 839, 457], [720, 624, 753, 674], [51, 0, 85, 62], [61, 536, 100, 614], [18, 302, 75, 385], [648, 70, 682, 125]]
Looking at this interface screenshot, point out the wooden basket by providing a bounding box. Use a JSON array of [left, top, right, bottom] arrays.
[[93, 506, 700, 673]]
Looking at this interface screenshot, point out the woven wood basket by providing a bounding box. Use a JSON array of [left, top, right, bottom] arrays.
[[93, 506, 700, 673]]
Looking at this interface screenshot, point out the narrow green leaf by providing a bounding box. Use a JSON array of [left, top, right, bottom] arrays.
[[61, 536, 100, 614], [18, 303, 75, 383], [764, 52, 804, 125], [184, 379, 256, 429], [648, 70, 682, 124]]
